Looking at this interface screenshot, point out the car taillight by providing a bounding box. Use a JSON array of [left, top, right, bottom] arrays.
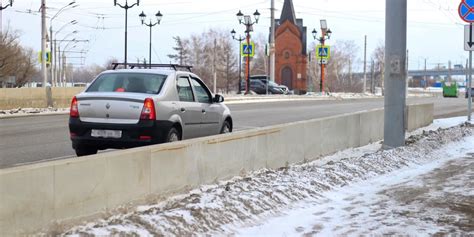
[[140, 98, 156, 120], [70, 96, 79, 118]]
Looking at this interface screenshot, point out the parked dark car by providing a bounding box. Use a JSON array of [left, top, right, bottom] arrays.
[[240, 75, 289, 94]]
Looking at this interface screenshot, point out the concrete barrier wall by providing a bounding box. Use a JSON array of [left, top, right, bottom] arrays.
[[0, 104, 431, 235], [0, 88, 84, 109], [407, 103, 434, 132]]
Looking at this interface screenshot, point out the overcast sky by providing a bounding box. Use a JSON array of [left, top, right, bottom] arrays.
[[1, 0, 465, 70]]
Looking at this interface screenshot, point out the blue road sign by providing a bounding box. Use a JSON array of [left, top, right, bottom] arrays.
[[459, 0, 474, 23], [241, 42, 255, 57], [316, 45, 331, 60]]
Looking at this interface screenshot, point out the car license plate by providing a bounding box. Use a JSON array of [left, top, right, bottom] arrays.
[[91, 129, 122, 138]]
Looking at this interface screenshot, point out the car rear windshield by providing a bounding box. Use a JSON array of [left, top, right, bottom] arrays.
[[87, 73, 167, 94]]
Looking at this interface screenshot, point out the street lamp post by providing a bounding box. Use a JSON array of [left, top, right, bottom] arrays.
[[53, 20, 77, 86], [236, 9, 260, 95], [114, 0, 140, 68], [139, 10, 163, 69], [231, 29, 245, 94], [0, 0, 13, 10], [0, 0, 13, 35], [312, 20, 332, 94]]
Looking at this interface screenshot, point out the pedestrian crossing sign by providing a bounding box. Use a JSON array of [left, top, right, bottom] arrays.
[[241, 42, 255, 57], [316, 45, 330, 60], [38, 51, 52, 65]]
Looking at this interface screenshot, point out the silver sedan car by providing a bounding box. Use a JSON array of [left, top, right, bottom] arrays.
[[69, 67, 232, 156]]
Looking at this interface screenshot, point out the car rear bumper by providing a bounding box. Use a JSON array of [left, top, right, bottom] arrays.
[[69, 118, 174, 150]]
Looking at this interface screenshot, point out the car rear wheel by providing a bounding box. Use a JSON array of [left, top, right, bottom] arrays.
[[75, 147, 98, 157], [166, 127, 181, 143], [220, 120, 231, 134]]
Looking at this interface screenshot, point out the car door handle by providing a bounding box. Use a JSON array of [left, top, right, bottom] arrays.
[[181, 108, 186, 112]]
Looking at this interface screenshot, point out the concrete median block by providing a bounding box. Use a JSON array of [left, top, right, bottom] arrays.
[[0, 166, 55, 235], [346, 113, 361, 148], [280, 122, 306, 165], [104, 149, 151, 208], [304, 119, 322, 161], [360, 109, 384, 145], [53, 157, 108, 221], [203, 131, 263, 180], [150, 142, 200, 195], [320, 115, 349, 156]]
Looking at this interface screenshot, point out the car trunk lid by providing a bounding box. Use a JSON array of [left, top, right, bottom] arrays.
[[76, 93, 149, 124]]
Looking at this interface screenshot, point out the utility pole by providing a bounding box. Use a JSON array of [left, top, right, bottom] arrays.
[[231, 29, 245, 94], [424, 58, 427, 89], [363, 35, 367, 94], [41, 0, 53, 106], [213, 38, 217, 94], [371, 60, 375, 94], [270, 0, 275, 82], [469, 29, 473, 122], [384, 0, 407, 149]]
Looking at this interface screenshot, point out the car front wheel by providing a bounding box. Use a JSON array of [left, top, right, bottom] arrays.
[[220, 120, 232, 134]]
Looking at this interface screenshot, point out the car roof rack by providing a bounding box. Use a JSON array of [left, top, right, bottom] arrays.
[[111, 63, 193, 72]]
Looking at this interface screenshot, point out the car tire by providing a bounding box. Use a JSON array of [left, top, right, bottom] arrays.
[[75, 147, 98, 157], [220, 120, 232, 134], [166, 127, 181, 143]]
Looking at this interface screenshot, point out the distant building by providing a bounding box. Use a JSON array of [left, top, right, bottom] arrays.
[[275, 0, 308, 94]]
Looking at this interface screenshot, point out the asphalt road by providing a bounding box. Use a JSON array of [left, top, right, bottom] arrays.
[[0, 97, 470, 169]]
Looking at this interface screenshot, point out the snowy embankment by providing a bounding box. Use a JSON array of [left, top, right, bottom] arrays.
[[59, 117, 473, 236]]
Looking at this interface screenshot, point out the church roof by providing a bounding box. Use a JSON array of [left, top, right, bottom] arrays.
[[280, 0, 296, 25]]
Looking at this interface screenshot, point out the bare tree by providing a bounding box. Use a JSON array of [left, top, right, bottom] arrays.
[[308, 40, 360, 93], [0, 28, 38, 87], [249, 33, 267, 76], [371, 41, 385, 94], [170, 29, 238, 93]]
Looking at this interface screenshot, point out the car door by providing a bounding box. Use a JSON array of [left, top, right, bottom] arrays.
[[190, 76, 222, 136], [176, 76, 202, 139]]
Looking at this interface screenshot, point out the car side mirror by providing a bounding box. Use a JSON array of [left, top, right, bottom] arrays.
[[213, 94, 224, 103]]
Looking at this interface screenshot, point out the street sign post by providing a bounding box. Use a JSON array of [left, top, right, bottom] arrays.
[[241, 42, 255, 57], [460, 1, 473, 122], [318, 59, 328, 65], [464, 24, 474, 50]]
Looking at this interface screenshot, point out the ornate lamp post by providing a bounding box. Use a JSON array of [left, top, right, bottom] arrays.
[[231, 29, 245, 94], [236, 9, 260, 94], [312, 20, 332, 93], [114, 0, 140, 68], [139, 10, 163, 69]]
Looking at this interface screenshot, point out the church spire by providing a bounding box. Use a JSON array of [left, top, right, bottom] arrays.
[[280, 0, 296, 24]]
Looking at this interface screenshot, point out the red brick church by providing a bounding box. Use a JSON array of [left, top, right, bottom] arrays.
[[275, 0, 308, 94]]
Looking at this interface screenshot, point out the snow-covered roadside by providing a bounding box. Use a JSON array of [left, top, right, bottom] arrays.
[[58, 117, 474, 236], [0, 107, 69, 118]]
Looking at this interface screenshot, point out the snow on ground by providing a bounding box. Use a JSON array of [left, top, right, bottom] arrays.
[[0, 107, 69, 118], [59, 117, 474, 236]]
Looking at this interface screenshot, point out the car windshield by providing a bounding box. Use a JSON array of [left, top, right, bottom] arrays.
[[87, 73, 167, 94]]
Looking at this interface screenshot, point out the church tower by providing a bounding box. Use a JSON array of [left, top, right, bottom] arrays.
[[275, 0, 308, 94]]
